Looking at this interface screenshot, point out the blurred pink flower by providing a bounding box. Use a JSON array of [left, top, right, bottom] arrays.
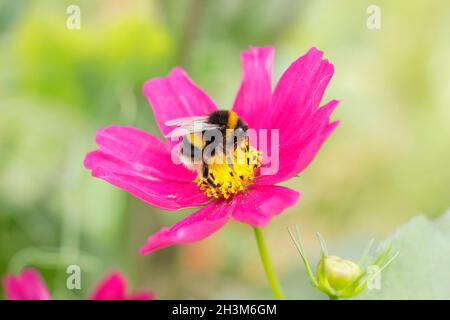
[[88, 272, 153, 300], [3, 268, 51, 300], [84, 46, 339, 255], [3, 268, 153, 300]]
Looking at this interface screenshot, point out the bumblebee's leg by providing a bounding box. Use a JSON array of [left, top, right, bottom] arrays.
[[202, 162, 216, 188], [225, 135, 234, 170], [245, 136, 250, 166], [226, 147, 234, 171], [221, 129, 234, 171], [181, 136, 198, 168], [202, 163, 208, 178]]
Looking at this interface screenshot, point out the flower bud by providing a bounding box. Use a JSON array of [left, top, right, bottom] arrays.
[[317, 255, 362, 291], [289, 226, 399, 299]]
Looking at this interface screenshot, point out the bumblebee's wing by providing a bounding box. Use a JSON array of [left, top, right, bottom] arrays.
[[165, 116, 222, 138], [165, 116, 209, 126]]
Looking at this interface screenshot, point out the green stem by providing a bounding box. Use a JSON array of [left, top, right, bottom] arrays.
[[253, 227, 285, 300]]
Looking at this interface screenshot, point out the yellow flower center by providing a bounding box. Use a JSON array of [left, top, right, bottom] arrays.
[[194, 140, 262, 199]]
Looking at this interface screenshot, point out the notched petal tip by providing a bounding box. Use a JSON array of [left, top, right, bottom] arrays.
[[320, 99, 340, 118], [306, 46, 324, 58], [233, 46, 275, 129], [325, 120, 340, 135], [241, 46, 275, 61], [246, 45, 275, 51], [142, 66, 189, 98], [301, 47, 335, 80], [83, 151, 94, 170], [83, 150, 103, 171], [142, 66, 218, 137], [168, 66, 188, 77]]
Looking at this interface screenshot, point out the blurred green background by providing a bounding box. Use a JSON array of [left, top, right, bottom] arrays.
[[0, 0, 449, 299]]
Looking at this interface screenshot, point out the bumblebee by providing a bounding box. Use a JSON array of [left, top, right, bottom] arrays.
[[165, 110, 249, 187]]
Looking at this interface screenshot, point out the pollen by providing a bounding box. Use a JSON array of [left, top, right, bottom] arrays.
[[194, 141, 262, 199]]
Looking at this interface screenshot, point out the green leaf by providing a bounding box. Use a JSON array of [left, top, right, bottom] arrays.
[[360, 210, 450, 299], [316, 232, 329, 256], [288, 226, 318, 288]]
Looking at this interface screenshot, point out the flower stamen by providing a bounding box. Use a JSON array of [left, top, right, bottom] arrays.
[[195, 140, 261, 199]]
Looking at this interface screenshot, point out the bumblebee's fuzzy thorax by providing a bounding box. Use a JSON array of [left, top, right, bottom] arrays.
[[195, 140, 261, 199]]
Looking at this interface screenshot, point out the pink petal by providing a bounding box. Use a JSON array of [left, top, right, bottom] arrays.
[[257, 100, 339, 185], [89, 272, 154, 300], [84, 126, 209, 210], [232, 46, 274, 129], [232, 185, 300, 227], [256, 48, 339, 184], [140, 200, 235, 254], [265, 47, 335, 129], [4, 268, 51, 300], [143, 67, 218, 138], [128, 291, 155, 300], [89, 272, 126, 300]]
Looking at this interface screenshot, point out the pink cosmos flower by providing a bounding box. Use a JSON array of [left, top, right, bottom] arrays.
[[3, 268, 51, 300], [84, 46, 339, 255], [3, 268, 153, 300], [88, 272, 153, 300]]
